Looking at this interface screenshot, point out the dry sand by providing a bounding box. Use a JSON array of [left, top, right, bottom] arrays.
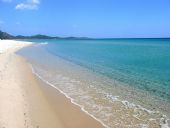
[[0, 40, 104, 128]]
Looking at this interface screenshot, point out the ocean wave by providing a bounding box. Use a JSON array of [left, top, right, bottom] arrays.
[[29, 64, 170, 128], [33, 42, 48, 46], [29, 64, 110, 128]]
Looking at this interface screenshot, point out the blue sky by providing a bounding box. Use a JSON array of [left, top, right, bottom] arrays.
[[0, 0, 170, 38]]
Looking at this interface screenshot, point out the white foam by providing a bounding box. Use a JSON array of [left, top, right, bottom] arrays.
[[121, 100, 154, 114], [106, 93, 154, 115], [29, 64, 170, 128], [140, 124, 149, 128], [29, 64, 110, 128], [161, 124, 170, 128], [106, 94, 119, 102], [160, 115, 170, 128], [34, 42, 48, 47]]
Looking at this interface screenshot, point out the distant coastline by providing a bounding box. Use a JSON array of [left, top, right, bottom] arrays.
[[0, 30, 170, 40], [0, 30, 92, 40]]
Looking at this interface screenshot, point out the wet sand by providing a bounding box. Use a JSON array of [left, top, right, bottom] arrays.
[[0, 40, 104, 128]]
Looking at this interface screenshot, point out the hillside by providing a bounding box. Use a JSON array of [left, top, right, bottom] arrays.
[[0, 30, 90, 40], [0, 31, 14, 39]]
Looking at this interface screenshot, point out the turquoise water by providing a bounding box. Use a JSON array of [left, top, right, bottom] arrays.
[[20, 39, 170, 100], [17, 39, 170, 128]]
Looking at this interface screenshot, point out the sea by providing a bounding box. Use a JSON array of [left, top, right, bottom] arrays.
[[17, 38, 170, 128]]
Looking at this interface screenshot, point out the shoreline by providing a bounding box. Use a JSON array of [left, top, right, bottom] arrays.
[[0, 40, 104, 128], [16, 39, 170, 128], [1, 39, 170, 128], [30, 64, 108, 128], [28, 54, 170, 128]]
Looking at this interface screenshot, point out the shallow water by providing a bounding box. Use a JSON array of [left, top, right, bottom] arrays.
[[17, 39, 170, 128]]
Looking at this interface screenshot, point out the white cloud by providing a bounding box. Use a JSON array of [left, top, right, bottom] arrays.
[[15, 0, 40, 10], [32, 0, 40, 4]]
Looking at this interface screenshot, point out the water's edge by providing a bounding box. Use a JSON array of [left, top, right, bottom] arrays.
[[29, 64, 109, 128], [29, 63, 169, 128], [17, 41, 170, 128]]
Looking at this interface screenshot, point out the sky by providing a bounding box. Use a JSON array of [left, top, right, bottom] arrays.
[[0, 0, 170, 38]]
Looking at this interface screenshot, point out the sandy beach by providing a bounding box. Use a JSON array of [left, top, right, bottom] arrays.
[[0, 40, 104, 128]]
